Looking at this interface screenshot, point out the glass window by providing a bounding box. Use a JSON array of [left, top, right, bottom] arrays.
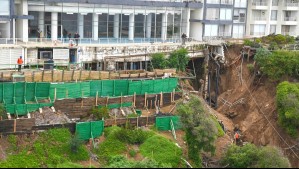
[[271, 10, 277, 21], [84, 14, 92, 38], [0, 0, 9, 15], [206, 8, 219, 20]]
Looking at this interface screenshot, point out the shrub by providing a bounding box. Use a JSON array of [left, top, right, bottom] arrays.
[[221, 144, 291, 168], [177, 95, 219, 167], [140, 135, 182, 167], [69, 134, 83, 153], [247, 64, 255, 74], [91, 106, 110, 120], [277, 81, 299, 138], [53, 162, 84, 168], [96, 137, 127, 163], [107, 155, 171, 168], [129, 149, 137, 157], [113, 128, 155, 145], [244, 39, 254, 46], [104, 126, 122, 138], [168, 48, 189, 72], [150, 53, 168, 69], [0, 104, 5, 119]]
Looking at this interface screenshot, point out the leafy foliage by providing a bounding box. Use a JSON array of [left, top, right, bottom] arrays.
[[140, 135, 182, 167], [150, 53, 168, 69], [168, 48, 189, 72], [113, 128, 155, 145], [221, 144, 291, 168], [129, 149, 137, 157], [177, 95, 219, 167], [90, 106, 110, 120], [106, 155, 171, 168], [277, 81, 299, 137], [254, 49, 299, 80], [0, 104, 5, 119], [53, 162, 84, 168], [0, 129, 89, 168]]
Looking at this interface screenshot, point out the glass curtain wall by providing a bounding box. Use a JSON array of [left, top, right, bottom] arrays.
[[28, 1, 184, 43]]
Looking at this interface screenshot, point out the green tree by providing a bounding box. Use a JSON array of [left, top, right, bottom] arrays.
[[274, 34, 287, 44], [168, 48, 189, 72], [177, 95, 219, 167], [91, 106, 110, 120], [277, 81, 299, 137], [150, 53, 168, 69], [221, 144, 291, 168]]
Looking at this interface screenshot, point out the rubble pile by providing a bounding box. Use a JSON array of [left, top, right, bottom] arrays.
[[31, 107, 72, 126]]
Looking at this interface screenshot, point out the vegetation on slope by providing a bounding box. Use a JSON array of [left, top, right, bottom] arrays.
[[277, 81, 299, 138], [177, 95, 222, 167], [221, 143, 291, 168]]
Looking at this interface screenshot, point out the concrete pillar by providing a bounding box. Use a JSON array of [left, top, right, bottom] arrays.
[[140, 61, 143, 70], [265, 0, 273, 36], [51, 12, 58, 41], [130, 62, 133, 70], [114, 14, 120, 38], [124, 62, 127, 70], [161, 13, 168, 41], [182, 8, 190, 37], [92, 13, 99, 41], [146, 14, 152, 38], [129, 14, 135, 41], [276, 0, 284, 34], [16, 0, 28, 42], [245, 0, 252, 36], [78, 14, 84, 38], [38, 12, 45, 37]]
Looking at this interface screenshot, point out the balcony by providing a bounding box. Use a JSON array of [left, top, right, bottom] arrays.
[[218, 32, 231, 37], [284, 17, 297, 21], [250, 32, 265, 37], [253, 17, 267, 21], [252, 1, 268, 6], [282, 32, 296, 36], [285, 3, 299, 7]]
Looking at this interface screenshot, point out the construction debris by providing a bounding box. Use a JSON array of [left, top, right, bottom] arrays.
[[31, 107, 72, 126]]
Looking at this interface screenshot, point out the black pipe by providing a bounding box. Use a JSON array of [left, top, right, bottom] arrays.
[[215, 61, 220, 109]]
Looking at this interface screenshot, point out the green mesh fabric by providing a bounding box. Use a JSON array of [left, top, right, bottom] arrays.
[[155, 116, 181, 131]]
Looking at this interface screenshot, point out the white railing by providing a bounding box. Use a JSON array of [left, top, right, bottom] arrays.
[[0, 37, 200, 45], [253, 17, 267, 21], [220, 0, 233, 5], [284, 17, 297, 21], [218, 32, 231, 37], [252, 1, 268, 6], [250, 32, 265, 36], [285, 3, 299, 7], [281, 32, 296, 36]]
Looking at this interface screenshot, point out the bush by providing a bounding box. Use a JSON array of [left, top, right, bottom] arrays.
[[277, 81, 299, 138], [244, 39, 254, 46], [247, 64, 255, 74], [0, 104, 5, 119], [54, 162, 84, 168], [168, 48, 189, 72], [106, 155, 171, 168], [150, 53, 168, 69], [96, 137, 127, 163], [91, 106, 110, 120], [113, 128, 155, 145], [129, 149, 137, 157], [254, 49, 299, 80], [177, 95, 219, 167], [221, 144, 291, 168], [140, 135, 182, 167]]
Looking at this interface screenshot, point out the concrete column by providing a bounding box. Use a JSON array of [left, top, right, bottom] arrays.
[[146, 14, 152, 38], [265, 0, 273, 36], [114, 14, 120, 38], [51, 12, 58, 41], [16, 0, 28, 42], [38, 12, 45, 37], [140, 61, 143, 70], [130, 62, 133, 70], [161, 13, 168, 41], [129, 14, 135, 41], [276, 0, 284, 34], [245, 1, 252, 36], [92, 13, 99, 41], [78, 14, 84, 38], [124, 62, 127, 70], [182, 8, 190, 37]]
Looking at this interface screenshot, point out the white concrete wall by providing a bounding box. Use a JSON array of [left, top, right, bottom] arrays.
[[0, 22, 11, 38], [16, 0, 28, 42], [190, 22, 203, 41]]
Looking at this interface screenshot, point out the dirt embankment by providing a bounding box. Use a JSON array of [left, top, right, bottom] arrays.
[[216, 44, 299, 167]]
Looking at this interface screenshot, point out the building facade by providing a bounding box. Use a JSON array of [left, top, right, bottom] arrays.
[[247, 0, 299, 37]]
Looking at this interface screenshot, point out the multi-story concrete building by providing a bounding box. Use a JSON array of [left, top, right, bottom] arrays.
[[202, 0, 247, 39], [247, 0, 299, 37]]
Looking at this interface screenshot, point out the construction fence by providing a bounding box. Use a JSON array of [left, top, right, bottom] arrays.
[[0, 78, 178, 115], [156, 116, 182, 131], [76, 121, 105, 140]]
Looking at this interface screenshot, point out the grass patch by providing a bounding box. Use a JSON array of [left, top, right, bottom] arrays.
[[140, 135, 182, 167]]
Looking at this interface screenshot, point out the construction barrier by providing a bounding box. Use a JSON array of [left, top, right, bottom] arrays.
[[98, 102, 133, 109], [0, 78, 178, 115], [76, 121, 105, 140], [155, 116, 182, 131]]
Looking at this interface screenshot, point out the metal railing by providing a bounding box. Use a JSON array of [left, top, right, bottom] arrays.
[[284, 17, 297, 21], [285, 2, 299, 6], [0, 37, 200, 45], [253, 17, 267, 21], [218, 32, 231, 37], [0, 62, 84, 71], [250, 32, 265, 36], [252, 1, 268, 6]]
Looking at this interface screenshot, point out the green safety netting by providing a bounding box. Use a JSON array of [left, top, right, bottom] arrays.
[[5, 103, 54, 116], [155, 116, 182, 131], [98, 102, 133, 109], [76, 121, 105, 140], [0, 78, 178, 115]]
